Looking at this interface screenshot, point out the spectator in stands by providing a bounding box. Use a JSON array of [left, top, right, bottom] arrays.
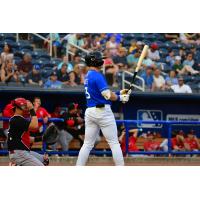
[[63, 103, 85, 147], [82, 34, 92, 49], [171, 130, 186, 151], [165, 70, 178, 89], [179, 33, 196, 44], [106, 35, 118, 57], [45, 33, 61, 58], [143, 132, 160, 152], [141, 66, 154, 90], [164, 33, 179, 43], [57, 63, 69, 85], [173, 54, 199, 75], [71, 51, 84, 66], [17, 53, 33, 81], [0, 60, 20, 83], [44, 71, 62, 89], [113, 47, 128, 71], [184, 130, 200, 152], [127, 50, 140, 69], [173, 56, 183, 74], [68, 64, 81, 86], [179, 47, 186, 60], [152, 68, 165, 91], [64, 34, 85, 54], [166, 49, 175, 67], [26, 64, 43, 86], [103, 49, 119, 86], [181, 53, 199, 75], [30, 97, 51, 146], [91, 35, 101, 50], [128, 39, 137, 54], [107, 33, 123, 44], [136, 41, 143, 51], [0, 43, 14, 64], [119, 128, 139, 155], [99, 33, 107, 45], [171, 76, 192, 93], [142, 52, 157, 70], [57, 55, 73, 72], [147, 43, 160, 61]]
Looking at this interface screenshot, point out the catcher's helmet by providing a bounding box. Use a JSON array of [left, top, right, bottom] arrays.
[[11, 98, 27, 111], [85, 51, 106, 67]]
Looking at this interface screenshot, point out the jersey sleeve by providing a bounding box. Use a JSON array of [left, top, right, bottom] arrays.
[[11, 116, 30, 132], [96, 73, 109, 92]]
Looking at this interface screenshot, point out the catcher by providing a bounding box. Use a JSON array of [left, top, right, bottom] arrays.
[[7, 97, 50, 166]]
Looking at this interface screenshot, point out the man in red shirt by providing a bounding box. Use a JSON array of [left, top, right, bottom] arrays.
[[119, 127, 139, 155], [171, 130, 186, 151], [30, 97, 51, 145], [143, 132, 160, 152], [184, 130, 200, 151]]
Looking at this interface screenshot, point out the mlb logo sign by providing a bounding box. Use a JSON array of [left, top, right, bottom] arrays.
[[137, 110, 163, 128]]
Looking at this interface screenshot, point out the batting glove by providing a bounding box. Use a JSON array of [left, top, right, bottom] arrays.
[[120, 89, 129, 95], [119, 94, 129, 103]]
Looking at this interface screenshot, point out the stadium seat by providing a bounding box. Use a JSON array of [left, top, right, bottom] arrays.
[[19, 45, 33, 51], [7, 82, 24, 87], [24, 83, 41, 88], [41, 67, 53, 78], [20, 49, 33, 55], [0, 82, 7, 87]]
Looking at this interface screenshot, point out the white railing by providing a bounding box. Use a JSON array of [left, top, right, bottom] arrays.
[[122, 70, 145, 92], [66, 42, 89, 61], [16, 33, 53, 56]]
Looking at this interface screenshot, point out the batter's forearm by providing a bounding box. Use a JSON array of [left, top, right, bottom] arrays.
[[110, 92, 119, 101]]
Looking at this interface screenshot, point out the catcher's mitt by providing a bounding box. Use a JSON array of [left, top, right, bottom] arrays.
[[42, 123, 59, 145]]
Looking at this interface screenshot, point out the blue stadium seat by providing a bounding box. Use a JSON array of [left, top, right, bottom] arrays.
[[20, 49, 33, 55], [4, 35, 16, 42], [38, 54, 51, 60], [41, 67, 54, 78], [51, 58, 62, 65], [142, 40, 151, 46], [123, 40, 130, 47], [19, 45, 33, 51]]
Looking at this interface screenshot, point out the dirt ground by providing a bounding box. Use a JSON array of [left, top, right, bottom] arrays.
[[1, 156, 200, 166]]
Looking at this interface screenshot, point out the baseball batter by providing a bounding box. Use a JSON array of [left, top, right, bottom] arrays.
[[7, 98, 49, 166], [76, 51, 130, 166]]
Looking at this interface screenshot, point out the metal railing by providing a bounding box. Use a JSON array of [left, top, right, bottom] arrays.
[[66, 42, 89, 61], [122, 70, 145, 92], [0, 118, 200, 156], [16, 33, 53, 56]]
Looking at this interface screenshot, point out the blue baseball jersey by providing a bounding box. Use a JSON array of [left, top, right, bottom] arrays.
[[84, 70, 111, 107]]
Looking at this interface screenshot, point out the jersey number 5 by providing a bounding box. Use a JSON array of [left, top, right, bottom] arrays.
[[85, 87, 91, 99]]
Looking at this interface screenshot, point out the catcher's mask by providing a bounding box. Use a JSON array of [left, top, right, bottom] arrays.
[[85, 51, 106, 68], [11, 98, 28, 111]]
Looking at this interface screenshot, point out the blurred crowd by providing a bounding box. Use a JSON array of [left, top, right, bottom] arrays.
[[0, 33, 200, 93]]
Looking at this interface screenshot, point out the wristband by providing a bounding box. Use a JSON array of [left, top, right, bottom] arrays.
[[30, 108, 36, 116]]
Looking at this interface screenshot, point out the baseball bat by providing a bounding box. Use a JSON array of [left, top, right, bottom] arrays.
[[127, 45, 149, 94]]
